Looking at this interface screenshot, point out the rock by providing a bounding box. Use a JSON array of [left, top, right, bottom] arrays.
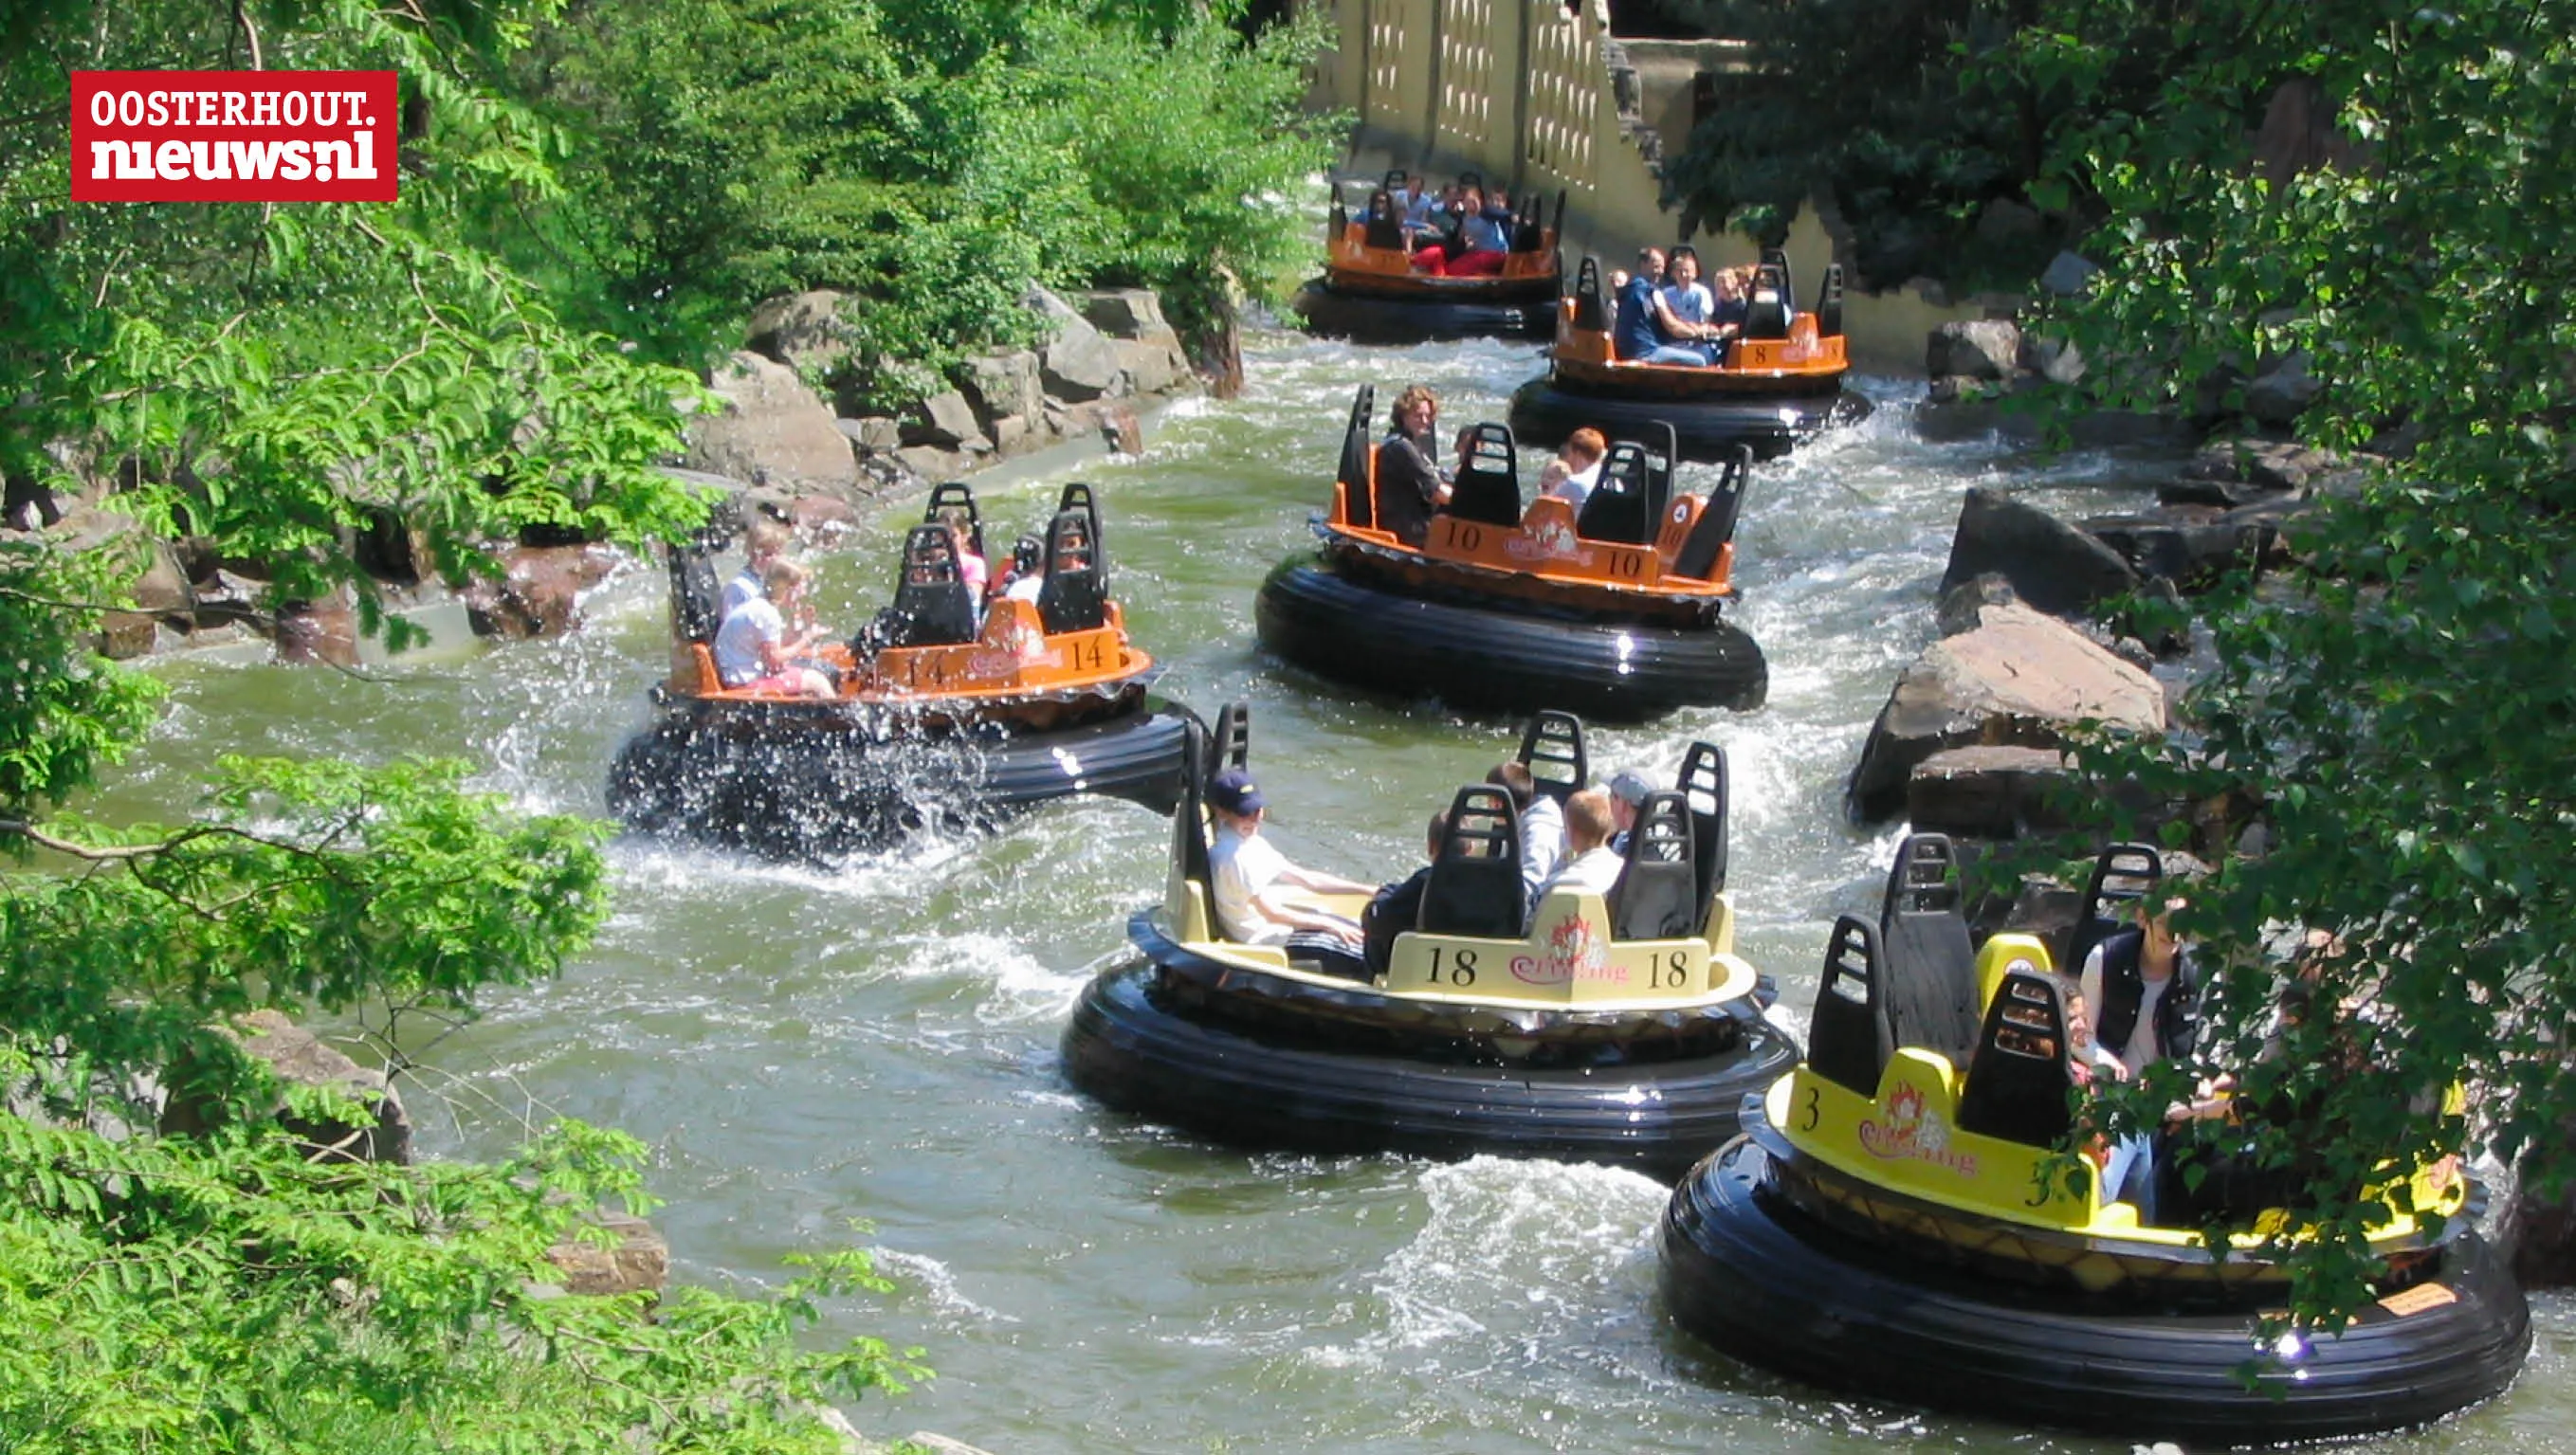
[[961, 351, 1045, 430], [2165, 438, 2342, 506], [1025, 286, 1122, 401], [1983, 871, 2087, 962], [2244, 350, 2322, 426], [1098, 401, 1144, 456], [684, 352, 863, 499], [992, 414, 1031, 452], [1973, 197, 2042, 243], [543, 1210, 670, 1298], [903, 390, 991, 451], [95, 610, 159, 659], [744, 290, 850, 374], [1926, 320, 2021, 382], [1934, 572, 2019, 637], [2038, 250, 2099, 298], [1080, 288, 1173, 341], [1846, 603, 2167, 823], [1906, 744, 2074, 840], [1939, 487, 2140, 620], [2019, 333, 2085, 386], [894, 446, 968, 484], [273, 593, 358, 666], [463, 543, 619, 640], [837, 416, 903, 452], [162, 1009, 413, 1164], [789, 494, 861, 538], [1111, 338, 1180, 396], [3, 469, 62, 530], [2084, 507, 2268, 591]]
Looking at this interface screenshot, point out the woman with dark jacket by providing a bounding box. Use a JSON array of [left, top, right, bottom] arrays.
[[1373, 384, 1451, 546]]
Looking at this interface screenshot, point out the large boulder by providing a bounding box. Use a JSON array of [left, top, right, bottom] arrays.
[[2244, 349, 2323, 426], [2084, 506, 2272, 591], [543, 1209, 670, 1298], [2164, 438, 2348, 506], [1939, 487, 2140, 620], [902, 389, 991, 452], [162, 1009, 412, 1164], [684, 352, 862, 499], [1846, 603, 2167, 823], [2037, 250, 2099, 298], [1111, 338, 1181, 396], [273, 592, 358, 666], [1926, 320, 2021, 382], [463, 543, 621, 640], [744, 290, 850, 375], [960, 351, 1044, 430], [1024, 287, 1123, 402], [1080, 288, 1179, 347], [1906, 744, 2076, 840]]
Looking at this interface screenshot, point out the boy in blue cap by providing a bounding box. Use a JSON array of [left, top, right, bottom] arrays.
[[1206, 768, 1373, 980]]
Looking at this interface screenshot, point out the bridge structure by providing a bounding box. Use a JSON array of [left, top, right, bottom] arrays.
[[1298, 0, 1973, 372]]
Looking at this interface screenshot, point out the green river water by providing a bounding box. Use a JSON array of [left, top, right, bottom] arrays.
[[95, 329, 2569, 1452]]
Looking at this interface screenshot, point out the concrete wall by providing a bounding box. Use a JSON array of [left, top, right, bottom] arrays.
[[1305, 0, 1976, 373]]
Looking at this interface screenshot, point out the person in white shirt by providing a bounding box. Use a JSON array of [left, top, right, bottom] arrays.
[[1206, 769, 1374, 979], [1545, 428, 1609, 511], [1484, 762, 1562, 917], [1532, 788, 1624, 912], [1604, 768, 1654, 853], [711, 557, 832, 698], [720, 518, 792, 619]]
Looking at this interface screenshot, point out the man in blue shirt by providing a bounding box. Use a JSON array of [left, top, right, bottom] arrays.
[[1613, 246, 1666, 361]]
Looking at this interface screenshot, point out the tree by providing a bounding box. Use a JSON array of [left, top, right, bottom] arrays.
[[0, 0, 924, 1444], [2001, 0, 2576, 1319]]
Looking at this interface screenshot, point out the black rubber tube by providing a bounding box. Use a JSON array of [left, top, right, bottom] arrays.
[[608, 709, 1191, 860], [1507, 375, 1873, 462], [1063, 959, 1801, 1180], [1657, 1137, 2531, 1444], [1253, 556, 1765, 718], [1291, 282, 1556, 343]]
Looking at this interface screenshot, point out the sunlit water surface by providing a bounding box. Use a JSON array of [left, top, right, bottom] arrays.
[[102, 331, 2570, 1452]]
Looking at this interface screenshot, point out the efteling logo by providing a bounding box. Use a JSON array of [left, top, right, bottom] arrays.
[[1511, 912, 1620, 986], [1854, 1082, 1980, 1175], [1502, 518, 1586, 564]]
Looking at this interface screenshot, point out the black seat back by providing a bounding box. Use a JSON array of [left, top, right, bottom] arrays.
[[1807, 915, 1894, 1096], [1056, 480, 1105, 567], [2068, 843, 2164, 974], [1172, 721, 1213, 896], [1327, 192, 1347, 245], [1510, 190, 1543, 252], [1210, 700, 1251, 782], [1955, 970, 2078, 1149], [1879, 833, 1982, 1066], [1419, 786, 1525, 938], [1816, 263, 1845, 338], [1570, 254, 1609, 333], [1761, 247, 1795, 319], [923, 482, 985, 560], [670, 534, 723, 644], [1515, 710, 1587, 805], [1445, 423, 1521, 527], [1609, 791, 1697, 939], [1743, 259, 1793, 339], [1579, 422, 1676, 545], [1036, 504, 1108, 632], [1338, 384, 1378, 530], [1677, 740, 1727, 915], [886, 524, 979, 646], [1672, 444, 1752, 582], [1382, 168, 1408, 191]]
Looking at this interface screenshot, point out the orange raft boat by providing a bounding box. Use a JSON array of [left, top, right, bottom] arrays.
[[1507, 252, 1871, 461], [1253, 385, 1765, 718], [1289, 175, 1564, 343], [609, 482, 1191, 860]]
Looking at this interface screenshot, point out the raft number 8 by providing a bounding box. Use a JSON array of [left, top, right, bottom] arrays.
[[1424, 945, 1477, 988]]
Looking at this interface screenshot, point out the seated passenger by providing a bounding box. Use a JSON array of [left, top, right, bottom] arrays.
[[712, 557, 833, 698], [1644, 246, 1729, 367], [1400, 173, 1441, 242], [2064, 985, 2157, 1216], [1612, 246, 1667, 361], [1709, 264, 1752, 333], [721, 518, 792, 619], [1414, 185, 1512, 276], [938, 506, 990, 599], [1485, 762, 1562, 916], [2078, 895, 2197, 1082], [1207, 769, 1374, 980], [996, 535, 1045, 605], [1361, 809, 1450, 976], [1604, 767, 1653, 853], [1374, 385, 1451, 548], [1531, 788, 1621, 914], [1545, 429, 1608, 511]]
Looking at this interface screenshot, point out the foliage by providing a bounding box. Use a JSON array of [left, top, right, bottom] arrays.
[[1661, 0, 2183, 290], [1, 0, 924, 1444], [1999, 0, 2576, 1322], [514, 0, 1336, 404]]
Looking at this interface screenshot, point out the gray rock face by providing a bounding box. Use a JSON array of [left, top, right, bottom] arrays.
[[2244, 350, 2323, 426], [161, 1009, 413, 1164], [1974, 197, 2042, 242], [836, 416, 903, 452], [1939, 487, 2139, 620], [1934, 572, 2020, 638], [1111, 338, 1180, 396], [1081, 288, 1174, 342], [1906, 744, 2074, 840], [2019, 333, 2085, 386], [685, 352, 862, 498], [904, 389, 991, 452], [543, 1210, 670, 1298], [1025, 287, 1122, 401], [1927, 320, 2021, 381], [744, 290, 850, 374], [961, 350, 1045, 429], [2165, 438, 2344, 505], [462, 543, 619, 640], [1846, 602, 2167, 823], [2038, 250, 2099, 298], [2084, 507, 2270, 591]]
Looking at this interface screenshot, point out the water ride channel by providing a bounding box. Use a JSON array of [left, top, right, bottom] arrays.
[[106, 329, 2568, 1453]]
